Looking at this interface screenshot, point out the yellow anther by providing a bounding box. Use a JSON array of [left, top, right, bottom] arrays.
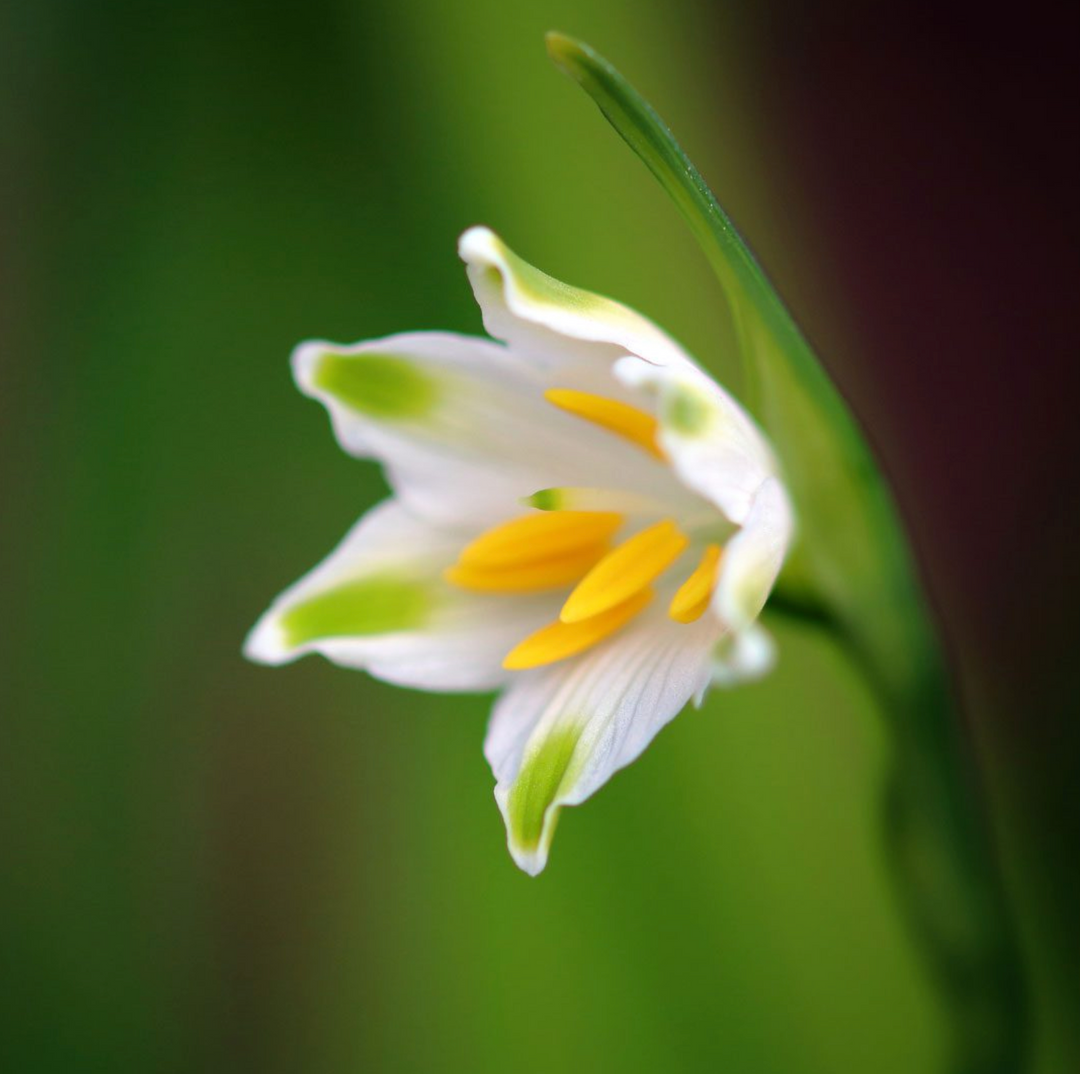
[[545, 388, 665, 460], [503, 589, 654, 670], [668, 544, 723, 624], [444, 544, 610, 593], [456, 510, 623, 568], [560, 519, 689, 623]]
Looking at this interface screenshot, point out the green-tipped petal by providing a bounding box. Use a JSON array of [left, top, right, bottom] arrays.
[[245, 500, 560, 692], [459, 226, 696, 379], [713, 477, 793, 633], [614, 352, 780, 528], [292, 330, 692, 528], [460, 227, 781, 529], [485, 606, 721, 875]]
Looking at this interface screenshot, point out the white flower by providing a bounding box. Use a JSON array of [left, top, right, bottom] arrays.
[[245, 228, 794, 875]]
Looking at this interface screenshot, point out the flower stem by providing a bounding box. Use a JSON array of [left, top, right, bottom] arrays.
[[845, 617, 1028, 1074]]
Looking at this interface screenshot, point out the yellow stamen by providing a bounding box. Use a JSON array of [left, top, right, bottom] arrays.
[[445, 543, 611, 593], [668, 544, 723, 624], [545, 388, 665, 460], [457, 510, 623, 568], [560, 519, 689, 623], [503, 589, 654, 670]]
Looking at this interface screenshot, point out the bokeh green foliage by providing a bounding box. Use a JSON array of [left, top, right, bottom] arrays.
[[1, 1, 1068, 1073]]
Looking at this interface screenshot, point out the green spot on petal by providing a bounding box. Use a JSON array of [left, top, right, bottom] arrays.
[[508, 724, 584, 853], [313, 353, 438, 419], [496, 241, 608, 316], [281, 575, 432, 647], [665, 385, 713, 436], [524, 488, 563, 511]]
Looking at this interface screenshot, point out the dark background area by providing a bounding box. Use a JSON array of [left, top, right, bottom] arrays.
[[757, 0, 1080, 996], [2, 1, 1076, 1071]]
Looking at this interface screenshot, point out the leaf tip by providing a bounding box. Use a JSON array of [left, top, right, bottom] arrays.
[[544, 31, 587, 77]]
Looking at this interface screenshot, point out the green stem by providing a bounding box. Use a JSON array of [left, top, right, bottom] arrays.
[[845, 616, 1028, 1073], [548, 32, 1028, 1072]]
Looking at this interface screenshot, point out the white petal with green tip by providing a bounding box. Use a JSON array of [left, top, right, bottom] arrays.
[[460, 227, 698, 380], [459, 228, 782, 529], [613, 353, 779, 527], [713, 477, 793, 633], [292, 331, 686, 527], [484, 606, 721, 875], [244, 500, 562, 692]]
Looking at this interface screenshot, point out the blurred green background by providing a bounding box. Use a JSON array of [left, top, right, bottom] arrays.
[[3, 1, 1076, 1072]]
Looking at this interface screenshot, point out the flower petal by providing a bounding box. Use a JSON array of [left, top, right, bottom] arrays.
[[613, 353, 778, 526], [458, 228, 779, 527], [459, 226, 699, 388], [244, 499, 560, 692], [293, 331, 686, 527], [484, 607, 721, 874], [713, 477, 794, 633]]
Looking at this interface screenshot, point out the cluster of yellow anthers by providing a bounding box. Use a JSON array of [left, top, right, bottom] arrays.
[[445, 389, 723, 670]]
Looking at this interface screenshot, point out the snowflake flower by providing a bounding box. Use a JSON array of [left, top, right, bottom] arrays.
[[245, 228, 793, 874]]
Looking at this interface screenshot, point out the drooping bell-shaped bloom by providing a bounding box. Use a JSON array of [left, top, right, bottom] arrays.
[[245, 228, 793, 874]]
